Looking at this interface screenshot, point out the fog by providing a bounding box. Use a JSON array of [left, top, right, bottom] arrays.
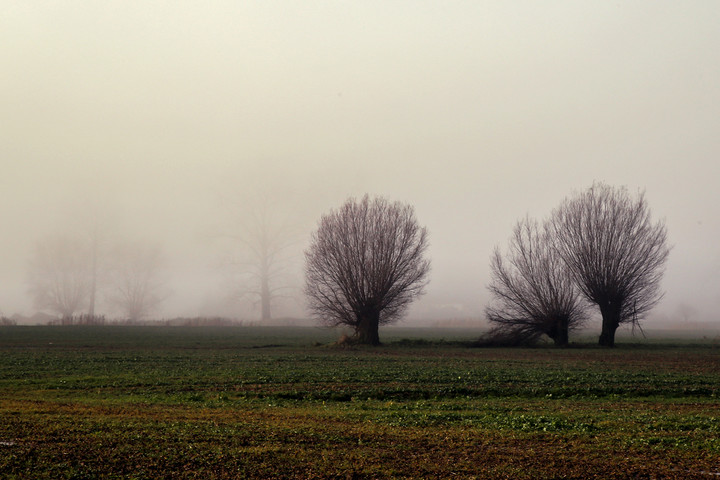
[[1, 2, 719, 327]]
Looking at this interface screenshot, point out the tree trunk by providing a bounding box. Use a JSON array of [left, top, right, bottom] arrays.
[[260, 252, 271, 321], [552, 316, 569, 347], [356, 312, 381, 345], [88, 273, 96, 318], [260, 274, 271, 322], [88, 233, 97, 318], [598, 303, 620, 347]]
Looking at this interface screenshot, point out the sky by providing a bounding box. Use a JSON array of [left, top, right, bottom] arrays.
[[1, 1, 719, 327]]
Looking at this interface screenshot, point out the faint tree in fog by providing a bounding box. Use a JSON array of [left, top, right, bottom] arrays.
[[485, 217, 587, 346], [52, 206, 116, 319], [86, 225, 103, 318], [107, 242, 168, 322], [550, 183, 670, 347], [305, 195, 430, 345], [221, 193, 300, 322], [27, 236, 91, 321]]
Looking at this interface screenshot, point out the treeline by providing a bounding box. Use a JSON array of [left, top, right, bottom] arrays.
[[13, 182, 669, 348], [40, 316, 248, 327], [47, 314, 107, 326]]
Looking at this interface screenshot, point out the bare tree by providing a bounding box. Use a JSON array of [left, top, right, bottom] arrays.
[[107, 242, 168, 322], [86, 225, 102, 317], [485, 217, 587, 346], [220, 192, 301, 322], [550, 183, 670, 347], [305, 195, 430, 345], [27, 236, 91, 321]]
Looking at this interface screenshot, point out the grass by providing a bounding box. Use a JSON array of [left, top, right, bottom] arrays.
[[1, 325, 719, 478]]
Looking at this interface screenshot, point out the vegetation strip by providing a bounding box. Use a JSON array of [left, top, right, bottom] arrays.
[[1, 326, 719, 478]]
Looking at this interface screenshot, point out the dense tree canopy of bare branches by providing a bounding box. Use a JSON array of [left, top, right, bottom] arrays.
[[28, 236, 91, 320], [485, 217, 587, 346], [550, 183, 670, 346], [304, 195, 430, 345]]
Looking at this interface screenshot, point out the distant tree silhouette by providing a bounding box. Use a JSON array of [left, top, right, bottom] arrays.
[[550, 183, 670, 347], [107, 242, 168, 322], [305, 195, 430, 345], [220, 192, 300, 322], [87, 226, 101, 318], [27, 236, 91, 321], [486, 217, 587, 346]]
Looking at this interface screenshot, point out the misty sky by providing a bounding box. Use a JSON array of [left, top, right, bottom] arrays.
[[1, 2, 719, 326]]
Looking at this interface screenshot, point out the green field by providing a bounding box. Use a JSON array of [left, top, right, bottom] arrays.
[[1, 326, 719, 479]]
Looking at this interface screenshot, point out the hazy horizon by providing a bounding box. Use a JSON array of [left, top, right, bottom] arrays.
[[2, 2, 719, 329]]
